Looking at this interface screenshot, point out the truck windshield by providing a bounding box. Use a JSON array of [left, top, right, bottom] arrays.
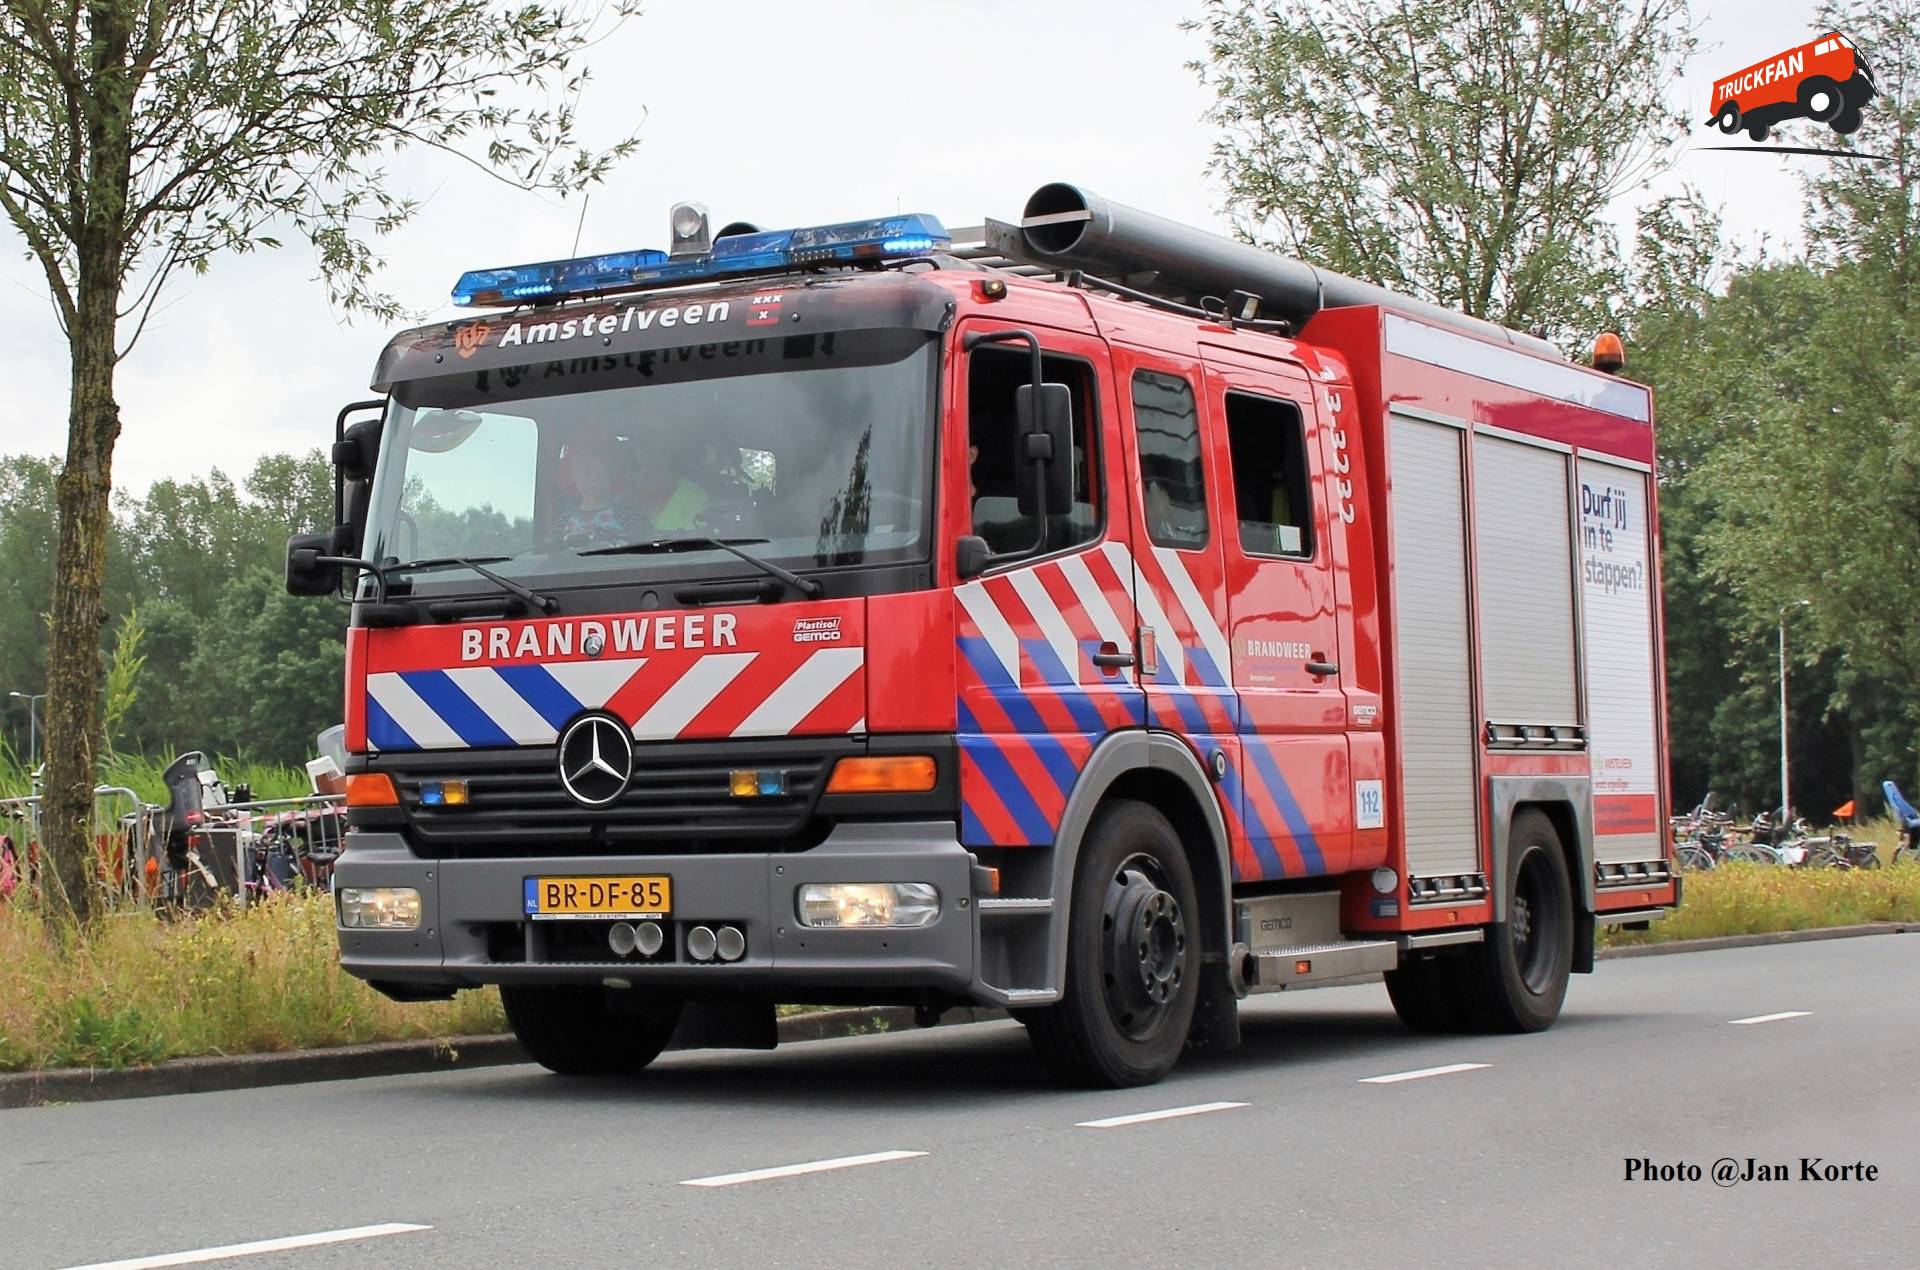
[[362, 328, 936, 593]]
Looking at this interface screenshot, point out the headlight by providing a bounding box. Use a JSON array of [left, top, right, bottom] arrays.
[[797, 882, 939, 928], [338, 887, 422, 930]]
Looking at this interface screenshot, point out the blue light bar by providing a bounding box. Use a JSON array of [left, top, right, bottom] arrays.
[[451, 213, 951, 308]]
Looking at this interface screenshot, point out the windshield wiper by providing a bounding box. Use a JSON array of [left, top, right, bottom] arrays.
[[579, 536, 824, 599], [387, 555, 559, 615]]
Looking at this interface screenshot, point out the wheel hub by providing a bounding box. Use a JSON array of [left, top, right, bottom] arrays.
[[1102, 860, 1186, 1038]]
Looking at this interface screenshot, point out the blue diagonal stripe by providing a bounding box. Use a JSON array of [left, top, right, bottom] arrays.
[[403, 670, 514, 749], [959, 637, 1050, 734], [959, 734, 1053, 844], [1243, 740, 1327, 874], [1016, 639, 1110, 735], [1220, 758, 1285, 878], [366, 697, 418, 752], [494, 663, 585, 730]]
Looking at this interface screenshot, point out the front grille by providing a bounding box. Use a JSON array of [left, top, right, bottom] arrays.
[[380, 738, 854, 857]]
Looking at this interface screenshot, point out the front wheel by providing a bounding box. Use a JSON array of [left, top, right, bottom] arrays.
[[1024, 800, 1202, 1087], [1832, 106, 1864, 136], [502, 984, 683, 1076]]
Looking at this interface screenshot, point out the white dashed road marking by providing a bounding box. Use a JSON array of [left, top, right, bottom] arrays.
[[1729, 1011, 1812, 1025], [60, 1223, 431, 1270], [1076, 1101, 1250, 1129], [1359, 1062, 1491, 1084], [682, 1150, 928, 1188]]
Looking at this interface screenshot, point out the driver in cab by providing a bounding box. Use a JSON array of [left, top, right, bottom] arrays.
[[555, 430, 709, 547]]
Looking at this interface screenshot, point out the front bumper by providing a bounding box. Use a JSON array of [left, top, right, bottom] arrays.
[[334, 821, 981, 998]]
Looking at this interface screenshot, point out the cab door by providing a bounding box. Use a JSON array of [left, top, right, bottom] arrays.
[[949, 319, 1143, 850], [1202, 355, 1353, 879]]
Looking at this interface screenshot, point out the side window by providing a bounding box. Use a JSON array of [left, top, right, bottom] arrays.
[[1225, 392, 1315, 558], [968, 347, 1100, 556], [1131, 370, 1207, 549]]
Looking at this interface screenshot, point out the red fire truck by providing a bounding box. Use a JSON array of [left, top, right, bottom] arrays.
[[288, 182, 1676, 1087], [1707, 30, 1876, 140]]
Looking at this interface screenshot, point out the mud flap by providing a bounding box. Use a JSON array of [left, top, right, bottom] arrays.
[[1185, 962, 1242, 1053]]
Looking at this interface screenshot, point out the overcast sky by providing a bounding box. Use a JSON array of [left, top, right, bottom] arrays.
[[0, 0, 1835, 492]]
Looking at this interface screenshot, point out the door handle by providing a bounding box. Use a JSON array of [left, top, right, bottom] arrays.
[[1305, 659, 1340, 677], [1092, 643, 1136, 670]]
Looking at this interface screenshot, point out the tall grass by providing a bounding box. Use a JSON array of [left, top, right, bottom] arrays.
[[1602, 857, 1920, 946], [0, 893, 503, 1072], [0, 743, 311, 806]]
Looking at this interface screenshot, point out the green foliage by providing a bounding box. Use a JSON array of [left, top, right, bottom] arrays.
[[0, 1, 641, 329], [1630, 0, 1920, 806], [100, 604, 146, 755], [1187, 0, 1694, 342], [0, 449, 346, 769]]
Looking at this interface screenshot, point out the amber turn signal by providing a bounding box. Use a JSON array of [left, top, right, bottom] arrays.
[[345, 772, 399, 807], [825, 755, 938, 794]]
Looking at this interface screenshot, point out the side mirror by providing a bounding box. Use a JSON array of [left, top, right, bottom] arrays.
[[286, 530, 341, 596], [332, 417, 383, 482], [1014, 382, 1074, 517], [954, 534, 991, 580]]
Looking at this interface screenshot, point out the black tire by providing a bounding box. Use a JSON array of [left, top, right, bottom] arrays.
[[1455, 810, 1574, 1033], [1832, 106, 1864, 136], [1747, 121, 1771, 143], [501, 984, 683, 1076], [1384, 955, 1469, 1033], [1715, 103, 1741, 135], [1798, 75, 1845, 122], [1024, 800, 1202, 1088]]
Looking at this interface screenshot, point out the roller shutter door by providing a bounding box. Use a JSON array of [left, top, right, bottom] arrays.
[[1388, 414, 1480, 877]]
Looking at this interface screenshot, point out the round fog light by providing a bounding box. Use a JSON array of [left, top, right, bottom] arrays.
[[687, 925, 718, 962], [716, 925, 746, 962], [608, 922, 637, 957], [1371, 867, 1400, 895], [635, 921, 665, 956]]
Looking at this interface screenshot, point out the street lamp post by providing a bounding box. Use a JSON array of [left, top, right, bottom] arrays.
[[7, 691, 46, 770], [1778, 600, 1811, 824]]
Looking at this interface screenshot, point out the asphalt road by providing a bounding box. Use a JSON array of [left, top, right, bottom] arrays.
[[8, 935, 1916, 1269]]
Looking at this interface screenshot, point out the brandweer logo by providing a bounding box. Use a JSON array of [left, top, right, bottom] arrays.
[[1703, 30, 1876, 148]]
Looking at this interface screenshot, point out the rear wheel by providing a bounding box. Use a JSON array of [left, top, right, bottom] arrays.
[[1384, 954, 1468, 1033], [501, 984, 683, 1076], [1425, 810, 1573, 1033], [1025, 800, 1201, 1088], [1798, 75, 1845, 122], [1715, 103, 1741, 134]]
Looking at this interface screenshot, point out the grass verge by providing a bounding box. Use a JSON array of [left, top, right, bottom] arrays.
[[0, 893, 502, 1072], [1600, 858, 1919, 946]]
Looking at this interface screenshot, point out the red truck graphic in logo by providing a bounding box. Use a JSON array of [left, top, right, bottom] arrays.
[[1708, 31, 1876, 142]]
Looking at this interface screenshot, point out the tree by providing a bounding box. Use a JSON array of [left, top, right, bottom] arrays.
[[0, 1, 637, 917], [1689, 1, 1920, 801], [1187, 0, 1694, 341]]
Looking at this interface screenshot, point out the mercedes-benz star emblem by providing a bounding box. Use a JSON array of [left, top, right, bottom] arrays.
[[557, 714, 633, 807], [583, 630, 605, 657]]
